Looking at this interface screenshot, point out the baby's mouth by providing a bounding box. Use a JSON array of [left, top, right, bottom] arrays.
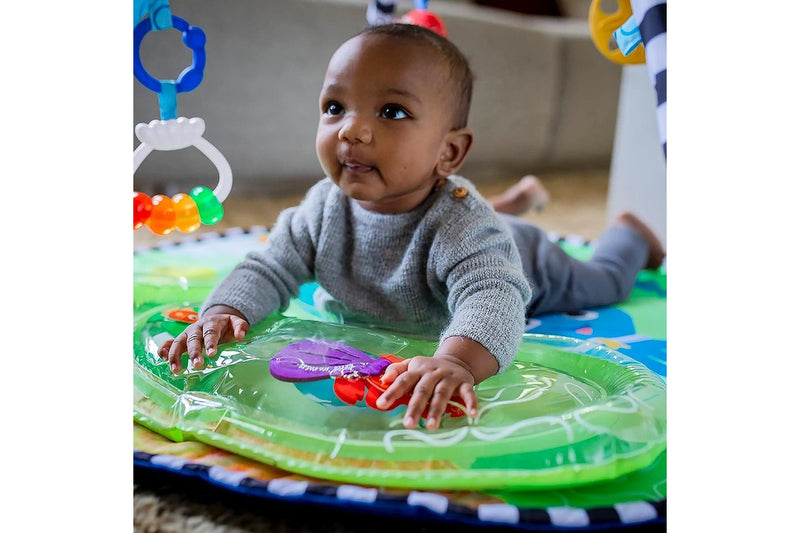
[[342, 160, 376, 174]]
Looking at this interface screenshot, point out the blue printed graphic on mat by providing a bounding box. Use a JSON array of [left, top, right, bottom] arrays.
[[299, 281, 667, 377], [526, 307, 667, 378]]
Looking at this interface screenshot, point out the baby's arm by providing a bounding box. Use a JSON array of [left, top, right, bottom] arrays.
[[376, 336, 497, 430], [378, 200, 532, 430], [157, 181, 333, 371], [158, 305, 249, 372]]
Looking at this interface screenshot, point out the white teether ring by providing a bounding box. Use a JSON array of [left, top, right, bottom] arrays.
[[133, 117, 232, 203]]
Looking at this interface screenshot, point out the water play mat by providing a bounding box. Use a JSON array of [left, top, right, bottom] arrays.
[[134, 227, 667, 529]]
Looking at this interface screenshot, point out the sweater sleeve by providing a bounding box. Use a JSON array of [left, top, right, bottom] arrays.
[[199, 180, 328, 325], [433, 211, 532, 373]]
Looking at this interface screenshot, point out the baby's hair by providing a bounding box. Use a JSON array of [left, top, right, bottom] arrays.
[[359, 23, 473, 130]]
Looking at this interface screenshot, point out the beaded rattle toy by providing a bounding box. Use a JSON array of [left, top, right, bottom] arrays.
[[133, 0, 232, 235]]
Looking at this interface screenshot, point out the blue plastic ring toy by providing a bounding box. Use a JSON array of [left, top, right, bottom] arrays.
[[134, 15, 206, 94]]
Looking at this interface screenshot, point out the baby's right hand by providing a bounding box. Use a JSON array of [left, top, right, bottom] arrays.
[[158, 305, 249, 372]]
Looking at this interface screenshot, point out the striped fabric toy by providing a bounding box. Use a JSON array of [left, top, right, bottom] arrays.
[[630, 0, 666, 157]]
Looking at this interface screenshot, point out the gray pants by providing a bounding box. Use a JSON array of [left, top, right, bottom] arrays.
[[500, 214, 648, 317]]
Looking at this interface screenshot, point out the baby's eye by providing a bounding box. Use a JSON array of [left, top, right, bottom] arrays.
[[323, 101, 344, 115], [380, 104, 409, 120]]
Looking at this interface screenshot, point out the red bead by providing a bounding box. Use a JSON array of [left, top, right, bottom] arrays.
[[133, 192, 152, 230]]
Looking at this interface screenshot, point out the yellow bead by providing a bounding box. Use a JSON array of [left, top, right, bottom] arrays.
[[172, 193, 201, 233]]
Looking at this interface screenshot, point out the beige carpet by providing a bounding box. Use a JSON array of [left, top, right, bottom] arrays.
[[133, 170, 610, 250], [134, 466, 500, 533], [133, 169, 610, 533]]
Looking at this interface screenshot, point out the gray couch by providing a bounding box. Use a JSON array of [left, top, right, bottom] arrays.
[[133, 0, 620, 196]]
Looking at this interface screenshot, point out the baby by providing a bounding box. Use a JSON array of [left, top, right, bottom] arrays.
[[159, 23, 664, 431]]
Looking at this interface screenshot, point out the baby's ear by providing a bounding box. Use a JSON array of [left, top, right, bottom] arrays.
[[435, 128, 474, 176]]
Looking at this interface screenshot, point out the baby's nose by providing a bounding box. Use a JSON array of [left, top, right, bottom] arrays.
[[338, 115, 372, 144]]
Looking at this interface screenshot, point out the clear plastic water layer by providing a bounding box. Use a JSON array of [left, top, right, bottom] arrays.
[[133, 301, 666, 491]]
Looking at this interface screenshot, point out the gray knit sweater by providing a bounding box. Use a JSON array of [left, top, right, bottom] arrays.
[[201, 175, 532, 372]]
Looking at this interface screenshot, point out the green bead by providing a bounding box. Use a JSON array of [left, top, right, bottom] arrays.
[[190, 186, 224, 225]]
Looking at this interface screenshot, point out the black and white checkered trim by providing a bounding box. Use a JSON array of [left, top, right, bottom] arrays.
[[135, 451, 666, 530], [133, 225, 269, 255], [631, 0, 666, 157]]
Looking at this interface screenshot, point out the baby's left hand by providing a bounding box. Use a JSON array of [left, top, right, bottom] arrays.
[[376, 354, 479, 430]]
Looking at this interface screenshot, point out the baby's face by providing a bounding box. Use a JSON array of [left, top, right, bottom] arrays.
[[315, 33, 456, 214]]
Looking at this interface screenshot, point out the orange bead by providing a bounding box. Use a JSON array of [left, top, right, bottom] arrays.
[[172, 193, 201, 233], [146, 194, 176, 235]]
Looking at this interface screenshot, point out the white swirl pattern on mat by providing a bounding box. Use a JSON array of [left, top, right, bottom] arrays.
[[380, 378, 654, 452]]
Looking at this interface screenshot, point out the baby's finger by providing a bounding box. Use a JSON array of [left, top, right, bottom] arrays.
[[200, 324, 220, 358], [186, 325, 219, 369], [458, 383, 479, 418], [167, 334, 188, 373], [379, 360, 410, 385], [424, 382, 457, 430], [376, 368, 418, 410], [158, 338, 174, 360], [404, 376, 438, 429], [185, 329, 204, 364], [233, 317, 249, 339]]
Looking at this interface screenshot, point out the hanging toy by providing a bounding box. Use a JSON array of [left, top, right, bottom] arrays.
[[366, 0, 397, 26], [588, 0, 645, 64], [366, 0, 448, 38], [133, 0, 233, 235], [400, 1, 447, 37]]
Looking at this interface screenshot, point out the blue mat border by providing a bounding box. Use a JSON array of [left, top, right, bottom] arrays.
[[134, 451, 665, 531]]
